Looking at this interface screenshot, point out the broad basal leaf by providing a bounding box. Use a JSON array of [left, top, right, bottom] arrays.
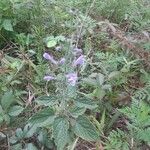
[[53, 117, 69, 150], [29, 107, 55, 127], [73, 116, 99, 141], [74, 98, 97, 109], [8, 105, 24, 116], [36, 96, 57, 106]]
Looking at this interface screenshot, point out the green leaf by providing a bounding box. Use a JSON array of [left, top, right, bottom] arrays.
[[82, 78, 97, 86], [74, 98, 97, 109], [96, 73, 105, 86], [55, 35, 66, 41], [137, 128, 150, 143], [16, 128, 24, 139], [38, 130, 54, 149], [53, 117, 69, 150], [108, 71, 120, 80], [11, 144, 22, 150], [47, 40, 57, 48], [73, 116, 99, 141], [1, 91, 15, 110], [3, 114, 10, 124], [24, 125, 37, 138], [25, 143, 38, 150], [92, 88, 105, 100], [29, 107, 55, 127], [36, 96, 57, 106], [69, 106, 86, 118], [2, 19, 13, 31], [8, 105, 24, 116]]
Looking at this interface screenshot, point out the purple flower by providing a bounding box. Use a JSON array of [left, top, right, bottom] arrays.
[[72, 55, 85, 67], [59, 58, 65, 64], [43, 53, 58, 65], [43, 75, 55, 81], [66, 73, 78, 86]]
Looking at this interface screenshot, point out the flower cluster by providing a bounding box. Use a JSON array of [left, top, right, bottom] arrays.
[[43, 47, 85, 86]]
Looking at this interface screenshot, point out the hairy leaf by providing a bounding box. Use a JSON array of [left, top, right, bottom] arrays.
[[73, 116, 99, 141], [36, 96, 57, 106], [53, 117, 69, 150], [74, 98, 97, 109], [69, 106, 86, 118], [29, 107, 55, 127]]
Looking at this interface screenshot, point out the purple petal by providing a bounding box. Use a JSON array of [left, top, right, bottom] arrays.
[[72, 55, 85, 67], [66, 73, 78, 86], [44, 75, 55, 81], [59, 58, 65, 64], [43, 53, 58, 64], [43, 53, 52, 60]]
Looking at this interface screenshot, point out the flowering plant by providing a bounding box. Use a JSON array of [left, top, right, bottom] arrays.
[[28, 41, 100, 150]]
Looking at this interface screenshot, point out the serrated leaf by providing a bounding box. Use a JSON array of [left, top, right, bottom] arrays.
[[36, 96, 57, 106], [29, 107, 55, 127], [1, 91, 15, 110], [69, 106, 86, 118], [74, 98, 97, 109], [8, 105, 24, 116], [53, 117, 69, 150], [47, 40, 57, 48], [73, 116, 99, 141], [3, 19, 13, 31]]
